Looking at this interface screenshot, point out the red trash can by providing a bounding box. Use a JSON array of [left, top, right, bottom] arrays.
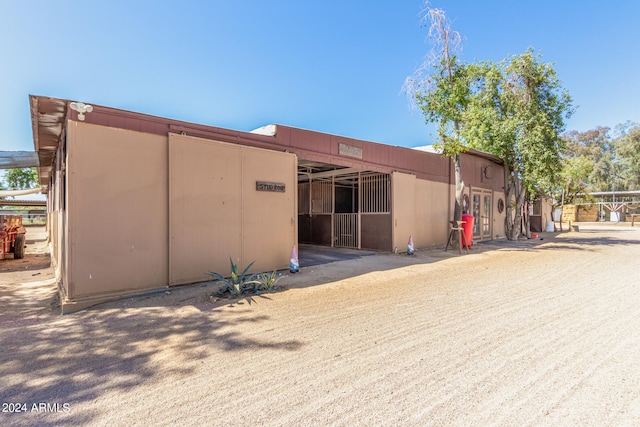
[[461, 214, 474, 248]]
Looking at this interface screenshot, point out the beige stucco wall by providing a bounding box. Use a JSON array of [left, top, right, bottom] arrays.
[[169, 134, 297, 285], [392, 172, 451, 251], [392, 171, 505, 251], [47, 210, 60, 275], [66, 122, 169, 301], [415, 179, 451, 247], [492, 191, 506, 239], [239, 142, 297, 272], [61, 124, 296, 308], [47, 155, 65, 284], [55, 116, 506, 309], [538, 197, 553, 228], [392, 172, 415, 251]]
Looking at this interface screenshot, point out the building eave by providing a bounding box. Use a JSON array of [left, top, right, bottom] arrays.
[[30, 95, 69, 193]]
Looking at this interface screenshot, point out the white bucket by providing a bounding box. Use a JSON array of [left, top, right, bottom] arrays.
[[545, 221, 555, 232]]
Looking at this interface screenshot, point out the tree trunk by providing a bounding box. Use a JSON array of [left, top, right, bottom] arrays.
[[504, 167, 515, 240], [523, 201, 530, 238], [504, 169, 527, 241], [513, 179, 527, 240], [503, 167, 516, 240], [559, 187, 565, 232], [453, 153, 464, 222]]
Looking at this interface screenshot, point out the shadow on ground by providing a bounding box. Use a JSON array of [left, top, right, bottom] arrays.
[[0, 253, 51, 273], [0, 302, 304, 426], [0, 228, 303, 426], [298, 244, 377, 267], [479, 226, 639, 253], [2, 223, 637, 425]]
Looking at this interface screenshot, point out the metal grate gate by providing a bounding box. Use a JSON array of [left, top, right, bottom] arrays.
[[360, 173, 390, 213], [333, 213, 358, 248], [299, 172, 389, 249]]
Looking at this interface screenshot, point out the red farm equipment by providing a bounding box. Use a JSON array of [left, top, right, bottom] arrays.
[[0, 215, 27, 260]]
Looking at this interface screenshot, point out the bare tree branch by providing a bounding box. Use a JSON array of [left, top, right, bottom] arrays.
[[402, 2, 463, 109]]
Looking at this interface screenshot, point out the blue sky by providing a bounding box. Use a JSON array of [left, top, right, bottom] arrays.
[[2, 0, 639, 152]]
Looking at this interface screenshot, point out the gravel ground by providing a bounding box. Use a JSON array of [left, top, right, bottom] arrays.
[[1, 224, 639, 426]]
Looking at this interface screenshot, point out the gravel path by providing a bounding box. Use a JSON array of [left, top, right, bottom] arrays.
[[1, 224, 639, 426]]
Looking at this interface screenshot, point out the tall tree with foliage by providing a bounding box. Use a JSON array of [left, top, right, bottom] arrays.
[[540, 153, 594, 230], [463, 49, 574, 239], [613, 122, 640, 190], [3, 167, 39, 190], [404, 1, 470, 222], [563, 126, 614, 192]]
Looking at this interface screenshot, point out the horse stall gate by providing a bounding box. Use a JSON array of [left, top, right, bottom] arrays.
[[298, 163, 391, 251]]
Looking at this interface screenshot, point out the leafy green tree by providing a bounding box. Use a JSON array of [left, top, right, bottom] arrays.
[[543, 124, 638, 227], [614, 122, 640, 190], [404, 2, 470, 222], [560, 156, 594, 202], [563, 127, 614, 192], [3, 167, 39, 190], [540, 154, 594, 230], [463, 49, 574, 239]]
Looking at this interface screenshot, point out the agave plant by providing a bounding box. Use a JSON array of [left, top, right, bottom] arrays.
[[207, 258, 259, 297], [253, 270, 285, 293]]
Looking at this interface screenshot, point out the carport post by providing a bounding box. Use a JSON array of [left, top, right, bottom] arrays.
[[357, 171, 361, 249], [331, 175, 335, 248]]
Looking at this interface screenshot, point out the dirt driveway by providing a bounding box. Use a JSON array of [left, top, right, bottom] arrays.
[[1, 224, 639, 426]]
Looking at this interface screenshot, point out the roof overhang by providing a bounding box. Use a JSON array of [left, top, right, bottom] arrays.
[[465, 148, 504, 165], [0, 151, 39, 169], [30, 95, 69, 193]]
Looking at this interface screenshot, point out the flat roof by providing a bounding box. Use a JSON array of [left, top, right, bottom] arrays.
[[30, 95, 504, 192]]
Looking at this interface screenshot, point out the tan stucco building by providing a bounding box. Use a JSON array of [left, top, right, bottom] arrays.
[[31, 95, 506, 312]]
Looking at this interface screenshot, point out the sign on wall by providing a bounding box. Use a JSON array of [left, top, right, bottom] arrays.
[[338, 143, 363, 159], [256, 181, 286, 192]]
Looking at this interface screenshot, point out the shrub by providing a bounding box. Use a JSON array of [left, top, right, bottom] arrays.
[[253, 270, 285, 293], [207, 258, 259, 298]]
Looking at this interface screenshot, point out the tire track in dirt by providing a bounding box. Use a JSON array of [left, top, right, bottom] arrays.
[[202, 231, 638, 425], [3, 226, 639, 426], [222, 234, 636, 427]]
